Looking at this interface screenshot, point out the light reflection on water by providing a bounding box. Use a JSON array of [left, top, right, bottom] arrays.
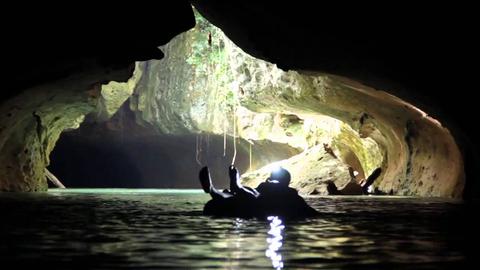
[[0, 189, 471, 269], [266, 216, 284, 269]]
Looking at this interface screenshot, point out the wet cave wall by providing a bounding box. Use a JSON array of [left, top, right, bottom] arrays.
[[192, 1, 477, 199], [0, 67, 135, 191], [0, 1, 475, 199], [0, 2, 195, 191], [122, 10, 463, 197]]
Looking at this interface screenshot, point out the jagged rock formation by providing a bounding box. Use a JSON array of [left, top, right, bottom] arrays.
[[0, 4, 466, 198], [0, 66, 134, 191], [0, 2, 195, 191], [128, 11, 463, 197]]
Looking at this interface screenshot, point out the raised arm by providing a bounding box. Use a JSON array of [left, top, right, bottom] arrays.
[[229, 165, 242, 193]]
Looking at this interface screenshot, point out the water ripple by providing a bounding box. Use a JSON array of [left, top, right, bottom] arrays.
[[0, 189, 472, 269]]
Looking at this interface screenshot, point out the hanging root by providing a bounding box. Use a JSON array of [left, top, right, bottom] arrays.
[[195, 134, 202, 166], [249, 142, 252, 172], [245, 139, 254, 172], [231, 102, 237, 165], [223, 117, 227, 157], [206, 133, 210, 165], [231, 140, 237, 165]]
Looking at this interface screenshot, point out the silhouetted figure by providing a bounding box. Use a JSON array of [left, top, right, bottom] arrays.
[[199, 166, 318, 218], [229, 165, 259, 197], [255, 167, 317, 217], [199, 166, 258, 200], [199, 166, 232, 199], [255, 167, 296, 198], [326, 167, 382, 195], [361, 167, 382, 194]]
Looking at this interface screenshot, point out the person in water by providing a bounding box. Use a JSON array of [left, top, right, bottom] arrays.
[[199, 165, 318, 218], [326, 167, 382, 195], [199, 165, 258, 200]]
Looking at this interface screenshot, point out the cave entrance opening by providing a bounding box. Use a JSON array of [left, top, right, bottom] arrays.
[[46, 8, 385, 193], [44, 8, 464, 198]]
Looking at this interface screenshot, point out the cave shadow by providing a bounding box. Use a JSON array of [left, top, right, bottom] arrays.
[[48, 134, 145, 188], [48, 132, 248, 189]]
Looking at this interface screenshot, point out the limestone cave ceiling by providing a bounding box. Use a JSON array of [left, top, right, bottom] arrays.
[[0, 1, 477, 199]]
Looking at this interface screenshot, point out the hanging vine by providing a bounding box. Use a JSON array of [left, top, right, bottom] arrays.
[[249, 142, 252, 172], [223, 95, 227, 157], [231, 100, 237, 165], [186, 9, 239, 165], [206, 133, 210, 165], [195, 134, 202, 165]]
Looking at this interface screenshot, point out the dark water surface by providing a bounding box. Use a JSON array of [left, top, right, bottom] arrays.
[[0, 189, 474, 269]]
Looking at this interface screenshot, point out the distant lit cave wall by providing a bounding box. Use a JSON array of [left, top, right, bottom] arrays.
[[0, 9, 464, 197], [129, 11, 463, 197]]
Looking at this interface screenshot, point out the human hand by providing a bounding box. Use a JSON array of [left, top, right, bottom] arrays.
[[229, 165, 239, 179]]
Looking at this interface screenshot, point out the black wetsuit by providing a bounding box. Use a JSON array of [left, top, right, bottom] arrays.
[[256, 182, 318, 218], [204, 181, 318, 218]]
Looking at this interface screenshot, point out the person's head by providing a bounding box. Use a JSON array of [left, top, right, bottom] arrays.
[[267, 166, 291, 187]]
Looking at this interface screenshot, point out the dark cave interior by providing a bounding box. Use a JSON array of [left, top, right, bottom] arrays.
[[1, 1, 478, 199], [1, 2, 479, 269]]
